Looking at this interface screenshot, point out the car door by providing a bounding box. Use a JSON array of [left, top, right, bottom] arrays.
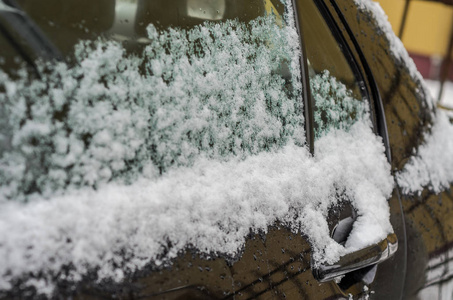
[[297, 1, 406, 299], [0, 0, 412, 299], [328, 1, 453, 299], [65, 0, 403, 298]]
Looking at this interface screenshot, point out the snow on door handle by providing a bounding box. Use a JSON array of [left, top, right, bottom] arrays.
[[312, 233, 398, 283]]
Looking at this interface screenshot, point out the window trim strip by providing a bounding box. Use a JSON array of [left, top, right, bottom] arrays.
[[291, 0, 315, 155]]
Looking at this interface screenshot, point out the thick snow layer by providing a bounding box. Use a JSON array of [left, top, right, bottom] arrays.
[[0, 5, 394, 295], [397, 109, 453, 194], [0, 118, 394, 293]]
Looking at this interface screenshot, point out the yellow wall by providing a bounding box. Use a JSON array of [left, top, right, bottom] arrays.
[[377, 0, 453, 57]]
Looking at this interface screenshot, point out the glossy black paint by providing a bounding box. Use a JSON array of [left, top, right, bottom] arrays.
[[0, 0, 451, 299]]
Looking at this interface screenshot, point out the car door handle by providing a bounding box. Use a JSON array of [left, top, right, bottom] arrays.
[[312, 233, 398, 282]]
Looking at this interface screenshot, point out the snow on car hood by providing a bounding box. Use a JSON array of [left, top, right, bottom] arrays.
[[0, 7, 393, 295]]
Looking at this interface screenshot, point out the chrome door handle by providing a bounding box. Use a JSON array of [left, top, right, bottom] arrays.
[[312, 233, 398, 282]]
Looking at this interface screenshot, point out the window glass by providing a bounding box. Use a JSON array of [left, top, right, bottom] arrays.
[[0, 0, 304, 199], [299, 0, 369, 139], [14, 0, 285, 55]]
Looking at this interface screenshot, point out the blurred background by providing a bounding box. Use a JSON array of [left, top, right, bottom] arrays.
[[377, 0, 452, 106]]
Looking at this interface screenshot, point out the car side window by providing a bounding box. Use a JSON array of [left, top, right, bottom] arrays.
[[300, 0, 370, 140], [0, 0, 305, 199]]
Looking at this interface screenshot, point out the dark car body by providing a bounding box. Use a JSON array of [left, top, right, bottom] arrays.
[[0, 0, 452, 299]]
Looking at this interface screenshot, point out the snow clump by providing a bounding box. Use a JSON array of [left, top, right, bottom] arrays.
[[0, 117, 394, 293]]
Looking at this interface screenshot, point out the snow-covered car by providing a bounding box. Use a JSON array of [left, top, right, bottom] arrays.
[[0, 0, 452, 299]]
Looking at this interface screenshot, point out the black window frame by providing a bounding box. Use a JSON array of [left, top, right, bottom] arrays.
[[292, 0, 391, 163]]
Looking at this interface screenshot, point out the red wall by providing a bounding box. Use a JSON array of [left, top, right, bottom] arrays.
[[410, 52, 453, 81]]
